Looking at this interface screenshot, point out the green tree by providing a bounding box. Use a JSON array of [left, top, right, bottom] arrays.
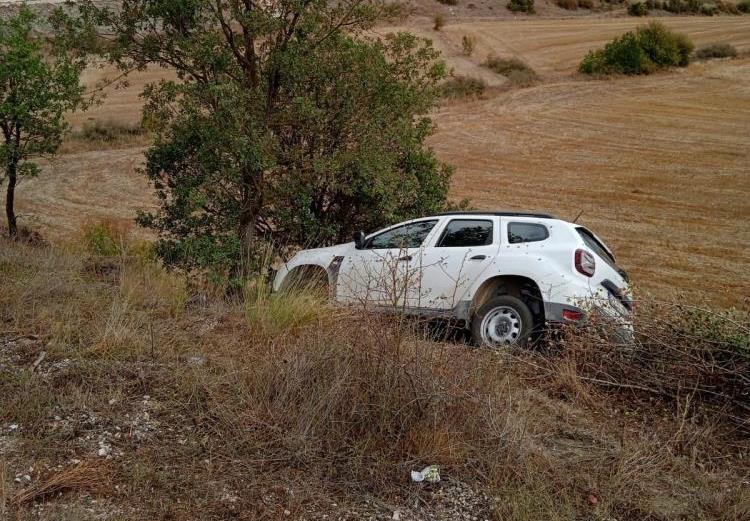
[[0, 6, 87, 238], [56, 0, 451, 279]]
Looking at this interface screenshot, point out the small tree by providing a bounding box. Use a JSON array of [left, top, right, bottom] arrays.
[[57, 0, 451, 281], [0, 6, 86, 238]]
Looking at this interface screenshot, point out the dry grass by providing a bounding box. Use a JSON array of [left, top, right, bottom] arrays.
[[430, 57, 750, 310], [10, 462, 112, 506], [1, 232, 749, 519]]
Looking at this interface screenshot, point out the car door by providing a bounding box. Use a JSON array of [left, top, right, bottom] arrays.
[[415, 218, 500, 310], [336, 219, 439, 308]]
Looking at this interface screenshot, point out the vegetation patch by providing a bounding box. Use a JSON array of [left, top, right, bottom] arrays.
[[483, 55, 539, 86], [507, 0, 536, 13], [433, 13, 446, 31], [1, 237, 749, 519], [461, 34, 476, 56], [694, 42, 739, 60], [556, 0, 596, 9], [649, 0, 743, 13], [78, 120, 146, 143], [627, 1, 650, 15], [439, 75, 487, 99], [579, 22, 694, 75]]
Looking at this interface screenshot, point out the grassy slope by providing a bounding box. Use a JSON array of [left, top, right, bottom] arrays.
[[1, 237, 748, 520]]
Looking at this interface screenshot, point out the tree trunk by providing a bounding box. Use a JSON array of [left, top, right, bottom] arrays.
[[5, 159, 17, 239], [236, 174, 263, 278]]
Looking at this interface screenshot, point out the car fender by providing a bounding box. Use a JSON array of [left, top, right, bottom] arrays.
[[273, 243, 353, 292]]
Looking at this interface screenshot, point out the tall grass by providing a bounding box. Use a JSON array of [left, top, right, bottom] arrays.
[[1, 234, 749, 518]]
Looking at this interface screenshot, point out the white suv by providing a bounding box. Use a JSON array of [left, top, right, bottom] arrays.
[[273, 212, 633, 347]]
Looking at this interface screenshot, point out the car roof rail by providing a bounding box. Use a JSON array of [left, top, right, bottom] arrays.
[[435, 211, 556, 219]]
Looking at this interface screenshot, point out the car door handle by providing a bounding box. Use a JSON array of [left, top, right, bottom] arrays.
[[469, 255, 487, 260], [398, 255, 412, 261]]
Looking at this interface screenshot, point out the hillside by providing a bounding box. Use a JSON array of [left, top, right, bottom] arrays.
[[1, 236, 749, 520]]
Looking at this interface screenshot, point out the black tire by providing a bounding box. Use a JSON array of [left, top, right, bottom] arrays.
[[471, 295, 534, 349]]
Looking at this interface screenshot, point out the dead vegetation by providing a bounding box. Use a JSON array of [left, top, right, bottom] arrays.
[[482, 55, 539, 87], [1, 228, 749, 519]]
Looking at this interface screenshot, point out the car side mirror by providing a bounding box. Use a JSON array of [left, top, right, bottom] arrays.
[[354, 231, 366, 250]]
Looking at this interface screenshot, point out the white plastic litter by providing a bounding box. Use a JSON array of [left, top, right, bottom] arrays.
[[410, 465, 440, 483]]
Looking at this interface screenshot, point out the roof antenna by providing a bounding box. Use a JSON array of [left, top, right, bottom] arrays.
[[572, 210, 584, 223]]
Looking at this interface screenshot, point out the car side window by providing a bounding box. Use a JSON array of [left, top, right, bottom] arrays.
[[436, 219, 493, 247], [508, 222, 549, 244], [367, 220, 438, 249]]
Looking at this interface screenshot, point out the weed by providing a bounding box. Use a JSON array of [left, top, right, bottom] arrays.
[[462, 34, 477, 56], [433, 13, 446, 31]]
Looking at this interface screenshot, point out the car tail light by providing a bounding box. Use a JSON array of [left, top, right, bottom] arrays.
[[562, 309, 583, 322], [575, 249, 595, 277]]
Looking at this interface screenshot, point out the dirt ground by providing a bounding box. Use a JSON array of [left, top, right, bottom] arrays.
[[12, 15, 750, 309]]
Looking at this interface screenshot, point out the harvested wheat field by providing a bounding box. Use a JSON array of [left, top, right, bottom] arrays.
[[430, 57, 750, 309], [13, 16, 750, 308]]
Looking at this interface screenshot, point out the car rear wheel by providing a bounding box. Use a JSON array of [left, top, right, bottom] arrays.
[[471, 295, 534, 349]]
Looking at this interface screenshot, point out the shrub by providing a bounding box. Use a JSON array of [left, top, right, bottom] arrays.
[[78, 120, 146, 143], [700, 1, 717, 14], [507, 0, 535, 12], [662, 0, 738, 12], [693, 42, 738, 59], [437, 0, 459, 4], [739, 0, 750, 12], [580, 32, 653, 74], [462, 34, 476, 56], [433, 13, 446, 31], [483, 56, 539, 86], [556, 0, 579, 9], [80, 218, 134, 257], [578, 0, 595, 7], [439, 76, 487, 99], [628, 1, 650, 14], [637, 21, 693, 66], [554, 301, 750, 435], [579, 22, 693, 75]]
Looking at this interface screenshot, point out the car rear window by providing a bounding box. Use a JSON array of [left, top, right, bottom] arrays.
[[576, 227, 615, 263], [437, 219, 493, 247], [508, 222, 549, 244]]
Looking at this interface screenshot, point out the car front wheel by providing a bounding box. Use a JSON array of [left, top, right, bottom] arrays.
[[471, 295, 534, 349]]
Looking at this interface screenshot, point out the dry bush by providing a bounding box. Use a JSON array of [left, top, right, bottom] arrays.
[[556, 0, 579, 9], [433, 13, 446, 31], [62, 119, 149, 153], [482, 56, 539, 87], [549, 301, 750, 435], [694, 42, 739, 60], [78, 120, 145, 143], [439, 75, 487, 99], [461, 34, 476, 56]]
